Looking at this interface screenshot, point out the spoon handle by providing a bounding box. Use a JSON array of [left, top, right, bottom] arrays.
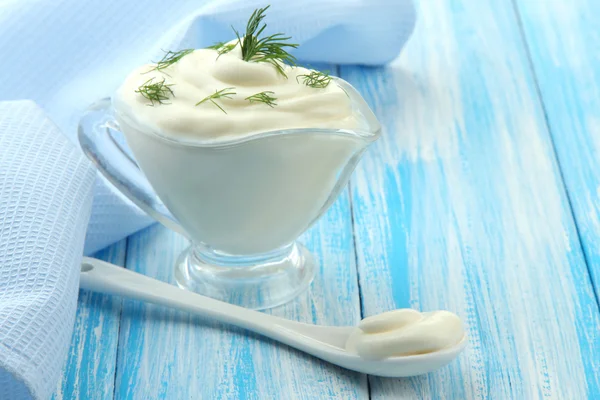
[[79, 257, 353, 368], [80, 257, 287, 335]]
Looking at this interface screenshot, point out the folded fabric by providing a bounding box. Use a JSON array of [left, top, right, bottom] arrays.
[[0, 1, 416, 399], [0, 0, 416, 255], [0, 101, 95, 400]]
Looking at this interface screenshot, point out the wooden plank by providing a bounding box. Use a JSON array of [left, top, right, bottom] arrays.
[[53, 239, 127, 400], [114, 189, 367, 399], [340, 0, 600, 398], [514, 0, 600, 310]]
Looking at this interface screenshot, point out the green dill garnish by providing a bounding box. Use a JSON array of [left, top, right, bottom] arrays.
[[207, 41, 236, 58], [233, 6, 298, 76], [245, 91, 277, 107], [206, 42, 226, 50], [135, 77, 174, 105], [296, 70, 332, 89], [145, 49, 194, 74], [218, 43, 236, 57], [195, 87, 236, 114]]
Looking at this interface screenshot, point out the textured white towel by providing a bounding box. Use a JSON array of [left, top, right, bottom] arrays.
[[0, 1, 415, 398], [0, 101, 95, 400]]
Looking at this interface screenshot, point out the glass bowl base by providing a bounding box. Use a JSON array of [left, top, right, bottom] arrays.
[[174, 242, 315, 310]]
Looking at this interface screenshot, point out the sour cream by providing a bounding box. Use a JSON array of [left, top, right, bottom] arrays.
[[346, 309, 465, 359], [113, 42, 361, 142], [111, 43, 379, 255]]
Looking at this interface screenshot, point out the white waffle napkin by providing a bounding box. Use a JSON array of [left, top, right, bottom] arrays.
[[0, 101, 95, 399]]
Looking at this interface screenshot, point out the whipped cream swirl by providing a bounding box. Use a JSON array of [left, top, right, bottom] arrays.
[[114, 43, 360, 141], [346, 309, 465, 359]]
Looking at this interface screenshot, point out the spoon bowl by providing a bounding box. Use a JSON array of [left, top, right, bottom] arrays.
[[80, 257, 467, 377]]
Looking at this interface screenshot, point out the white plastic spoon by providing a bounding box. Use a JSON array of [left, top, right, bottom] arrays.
[[80, 257, 467, 377]]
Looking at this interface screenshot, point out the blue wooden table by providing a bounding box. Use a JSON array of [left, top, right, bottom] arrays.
[[53, 0, 600, 398]]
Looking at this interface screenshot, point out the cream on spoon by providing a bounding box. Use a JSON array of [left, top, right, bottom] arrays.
[[345, 309, 465, 359]]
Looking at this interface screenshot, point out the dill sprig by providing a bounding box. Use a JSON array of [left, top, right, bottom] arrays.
[[296, 70, 332, 89], [195, 87, 236, 114], [218, 43, 236, 58], [206, 42, 226, 50], [135, 78, 174, 106], [146, 49, 194, 74], [245, 91, 277, 107], [233, 6, 298, 76], [207, 42, 236, 57]]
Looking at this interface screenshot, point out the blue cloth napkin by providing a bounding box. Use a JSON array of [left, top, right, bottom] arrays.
[[0, 0, 415, 398]]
